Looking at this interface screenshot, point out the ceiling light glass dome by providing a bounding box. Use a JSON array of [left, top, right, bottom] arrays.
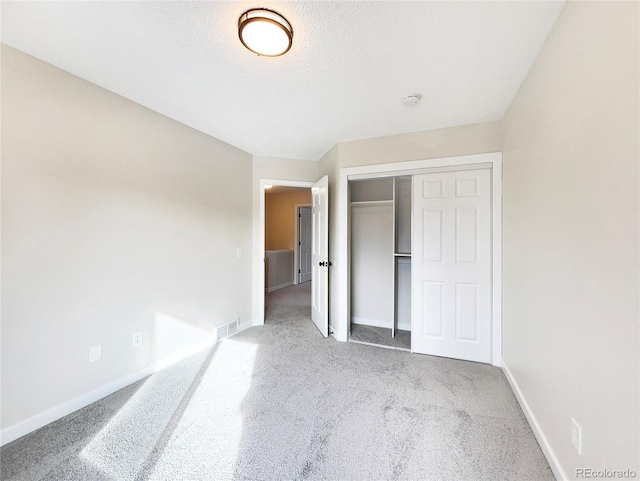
[[238, 8, 293, 57]]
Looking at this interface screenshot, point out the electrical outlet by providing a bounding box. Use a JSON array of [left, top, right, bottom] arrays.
[[132, 331, 143, 348], [236, 247, 242, 258], [571, 418, 582, 455], [89, 344, 102, 363]]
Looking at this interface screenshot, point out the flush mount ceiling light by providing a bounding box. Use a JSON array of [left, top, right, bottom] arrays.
[[238, 8, 293, 57]]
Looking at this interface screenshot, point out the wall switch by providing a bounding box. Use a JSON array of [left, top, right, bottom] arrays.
[[571, 418, 582, 455], [89, 344, 102, 363], [237, 248, 242, 258], [132, 331, 143, 348]]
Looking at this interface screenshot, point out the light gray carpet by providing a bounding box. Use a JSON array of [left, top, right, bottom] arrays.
[[266, 282, 311, 324], [1, 289, 553, 481], [350, 324, 411, 351]]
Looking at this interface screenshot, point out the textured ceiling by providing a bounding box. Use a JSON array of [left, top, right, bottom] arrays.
[[1, 1, 564, 160]]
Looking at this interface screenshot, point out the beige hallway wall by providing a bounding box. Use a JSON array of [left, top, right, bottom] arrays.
[[265, 190, 311, 251]]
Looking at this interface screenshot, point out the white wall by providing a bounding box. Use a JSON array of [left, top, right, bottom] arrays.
[[502, 2, 639, 477], [339, 120, 503, 168], [1, 45, 253, 431]]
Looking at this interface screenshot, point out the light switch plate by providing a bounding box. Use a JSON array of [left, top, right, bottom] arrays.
[[89, 344, 102, 363], [571, 418, 582, 455], [132, 331, 143, 348]]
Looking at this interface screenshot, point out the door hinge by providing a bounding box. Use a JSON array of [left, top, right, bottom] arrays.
[[299, 241, 301, 245], [298, 269, 301, 273], [299, 213, 302, 218]]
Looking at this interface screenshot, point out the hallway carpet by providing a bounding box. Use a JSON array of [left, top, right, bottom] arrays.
[[266, 282, 311, 325], [1, 290, 553, 480]]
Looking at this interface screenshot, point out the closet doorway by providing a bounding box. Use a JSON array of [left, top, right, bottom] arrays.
[[338, 153, 503, 366]]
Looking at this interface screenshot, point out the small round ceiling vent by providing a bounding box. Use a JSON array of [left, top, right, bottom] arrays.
[[402, 93, 422, 106]]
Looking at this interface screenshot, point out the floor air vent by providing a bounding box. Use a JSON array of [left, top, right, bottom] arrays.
[[217, 318, 240, 342], [217, 324, 228, 341], [228, 318, 239, 336]]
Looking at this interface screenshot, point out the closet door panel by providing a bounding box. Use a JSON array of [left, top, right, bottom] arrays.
[[412, 169, 491, 363]]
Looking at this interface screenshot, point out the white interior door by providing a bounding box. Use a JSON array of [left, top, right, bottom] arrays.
[[299, 206, 312, 283], [411, 169, 492, 363], [311, 175, 329, 337]]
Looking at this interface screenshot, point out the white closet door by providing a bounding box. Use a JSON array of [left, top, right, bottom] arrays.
[[411, 169, 492, 363]]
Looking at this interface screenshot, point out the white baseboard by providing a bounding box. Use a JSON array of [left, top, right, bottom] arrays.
[[0, 317, 265, 447], [0, 335, 219, 447], [0, 365, 154, 447], [238, 319, 258, 332], [502, 360, 567, 481], [267, 281, 293, 293]]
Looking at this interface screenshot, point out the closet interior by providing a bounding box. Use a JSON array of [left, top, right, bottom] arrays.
[[349, 176, 412, 351]]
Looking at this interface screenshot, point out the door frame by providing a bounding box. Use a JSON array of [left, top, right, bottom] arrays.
[[337, 152, 503, 366], [294, 204, 312, 284], [257, 179, 315, 326]]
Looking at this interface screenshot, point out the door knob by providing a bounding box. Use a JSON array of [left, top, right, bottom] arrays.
[[319, 261, 325, 266]]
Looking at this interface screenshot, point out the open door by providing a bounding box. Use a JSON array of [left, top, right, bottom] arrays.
[[311, 175, 329, 337]]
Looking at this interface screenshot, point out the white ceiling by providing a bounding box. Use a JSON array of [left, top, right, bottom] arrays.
[[1, 1, 564, 161]]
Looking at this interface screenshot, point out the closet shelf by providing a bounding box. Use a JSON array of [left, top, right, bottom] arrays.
[[350, 200, 393, 206], [394, 253, 411, 257]]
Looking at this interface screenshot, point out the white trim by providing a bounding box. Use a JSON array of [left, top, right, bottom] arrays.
[[267, 281, 294, 293], [0, 337, 212, 446], [348, 339, 411, 353], [502, 360, 566, 481], [491, 158, 503, 367], [0, 319, 258, 447], [0, 365, 156, 447], [238, 318, 258, 333], [348, 162, 494, 180], [258, 179, 314, 326], [337, 152, 503, 364]]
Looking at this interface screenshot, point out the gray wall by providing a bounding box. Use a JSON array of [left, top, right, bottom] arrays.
[[1, 45, 253, 430], [502, 2, 639, 476]]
